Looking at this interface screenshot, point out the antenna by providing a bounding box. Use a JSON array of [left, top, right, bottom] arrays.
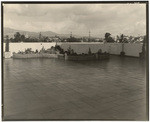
[[89, 30, 91, 41], [70, 32, 72, 38]]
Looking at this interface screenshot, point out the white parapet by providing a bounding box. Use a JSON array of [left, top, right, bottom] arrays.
[[4, 52, 11, 58]]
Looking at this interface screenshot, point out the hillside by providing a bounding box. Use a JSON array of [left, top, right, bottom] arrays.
[[3, 27, 82, 39], [4, 27, 59, 38]]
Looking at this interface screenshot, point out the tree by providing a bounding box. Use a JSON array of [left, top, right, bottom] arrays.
[[116, 35, 120, 42], [14, 32, 21, 42], [108, 37, 115, 42], [105, 33, 111, 40], [105, 33, 115, 43], [20, 35, 25, 42], [120, 34, 124, 43], [67, 37, 81, 42], [43, 36, 49, 42]]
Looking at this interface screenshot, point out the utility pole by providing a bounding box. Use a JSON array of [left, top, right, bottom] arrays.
[[5, 35, 9, 52]]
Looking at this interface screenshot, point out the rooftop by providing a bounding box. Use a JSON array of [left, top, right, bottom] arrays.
[[3, 56, 147, 120]]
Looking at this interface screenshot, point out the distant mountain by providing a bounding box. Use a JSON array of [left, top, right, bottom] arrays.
[[4, 27, 38, 38], [3, 27, 82, 39], [4, 27, 62, 38]]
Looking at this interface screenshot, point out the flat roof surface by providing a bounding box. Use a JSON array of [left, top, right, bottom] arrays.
[[3, 56, 147, 120]]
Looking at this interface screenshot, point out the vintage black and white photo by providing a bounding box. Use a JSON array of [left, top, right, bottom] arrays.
[[2, 1, 148, 120]]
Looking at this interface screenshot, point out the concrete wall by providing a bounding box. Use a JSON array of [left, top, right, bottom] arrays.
[[60, 43, 108, 54], [60, 43, 143, 57], [3, 42, 143, 57], [3, 42, 56, 56], [124, 43, 143, 57]]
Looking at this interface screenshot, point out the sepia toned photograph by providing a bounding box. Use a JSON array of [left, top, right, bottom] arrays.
[[2, 1, 148, 121]]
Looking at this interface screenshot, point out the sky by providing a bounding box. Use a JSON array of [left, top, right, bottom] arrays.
[[3, 3, 146, 37]]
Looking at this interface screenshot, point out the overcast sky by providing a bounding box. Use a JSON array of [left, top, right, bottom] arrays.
[[3, 3, 146, 37]]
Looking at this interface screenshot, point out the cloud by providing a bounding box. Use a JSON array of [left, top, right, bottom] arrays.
[[3, 3, 146, 37]]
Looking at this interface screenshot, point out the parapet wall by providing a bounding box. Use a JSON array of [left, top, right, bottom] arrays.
[[3, 42, 143, 57], [60, 43, 143, 57], [3, 42, 56, 56]]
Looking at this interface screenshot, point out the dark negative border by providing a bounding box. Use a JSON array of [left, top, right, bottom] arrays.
[[146, 1, 149, 120], [1, 1, 149, 121]]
